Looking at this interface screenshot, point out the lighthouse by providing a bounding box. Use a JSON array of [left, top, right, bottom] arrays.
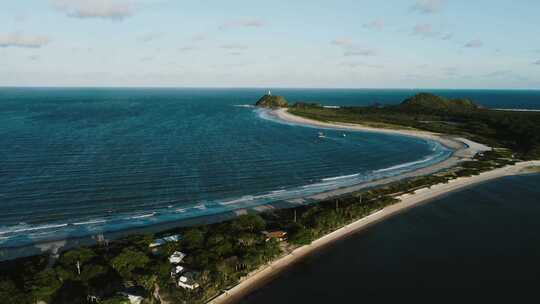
[[267, 90, 272, 96]]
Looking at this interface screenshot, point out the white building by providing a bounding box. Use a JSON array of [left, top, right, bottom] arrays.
[[178, 272, 200, 290], [169, 251, 186, 264], [118, 287, 146, 304], [170, 265, 185, 278], [149, 234, 182, 248]]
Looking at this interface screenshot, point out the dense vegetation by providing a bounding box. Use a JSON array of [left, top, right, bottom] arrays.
[[255, 94, 288, 108], [289, 93, 540, 159], [1, 92, 537, 303]]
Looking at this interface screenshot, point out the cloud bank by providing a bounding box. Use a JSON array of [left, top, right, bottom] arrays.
[[412, 0, 446, 14], [51, 0, 134, 21], [363, 19, 385, 30], [219, 19, 265, 30], [0, 32, 50, 48], [464, 39, 483, 48]]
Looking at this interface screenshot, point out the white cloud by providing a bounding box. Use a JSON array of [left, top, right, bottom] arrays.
[[413, 23, 436, 37], [332, 38, 378, 57], [412, 24, 452, 40], [412, 0, 446, 14], [344, 49, 378, 56], [220, 44, 248, 50], [51, 0, 134, 21], [0, 32, 50, 48], [363, 19, 385, 30], [442, 66, 459, 76], [485, 70, 511, 78], [331, 38, 353, 47], [219, 19, 265, 30], [178, 46, 196, 52], [339, 62, 383, 69], [464, 39, 483, 48], [138, 32, 162, 43], [533, 60, 540, 65], [441, 33, 453, 40], [191, 33, 207, 42]]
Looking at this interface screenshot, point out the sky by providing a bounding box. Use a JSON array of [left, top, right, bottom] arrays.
[[1, 0, 540, 89]]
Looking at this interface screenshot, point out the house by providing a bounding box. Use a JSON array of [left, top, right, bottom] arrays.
[[262, 230, 287, 242], [118, 287, 146, 304], [169, 251, 186, 264], [177, 272, 200, 290], [170, 265, 185, 278], [149, 234, 182, 248]]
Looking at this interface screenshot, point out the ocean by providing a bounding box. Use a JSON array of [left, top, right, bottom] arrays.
[[0, 88, 539, 249], [237, 173, 540, 302]]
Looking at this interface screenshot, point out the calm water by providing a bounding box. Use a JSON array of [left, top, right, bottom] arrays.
[[239, 174, 540, 302], [0, 88, 538, 248]]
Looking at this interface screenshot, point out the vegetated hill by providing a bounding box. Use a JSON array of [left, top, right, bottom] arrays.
[[255, 95, 289, 108], [288, 92, 540, 160], [400, 93, 480, 113]]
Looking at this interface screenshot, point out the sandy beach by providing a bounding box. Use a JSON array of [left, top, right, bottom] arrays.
[[208, 109, 540, 304]]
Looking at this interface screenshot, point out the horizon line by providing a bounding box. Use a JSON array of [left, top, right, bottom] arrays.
[[1, 85, 539, 91]]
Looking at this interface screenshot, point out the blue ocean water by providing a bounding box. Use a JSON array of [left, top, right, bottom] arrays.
[[0, 88, 537, 248]]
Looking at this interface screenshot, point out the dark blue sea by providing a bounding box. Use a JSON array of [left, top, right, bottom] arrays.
[[0, 88, 539, 249], [238, 173, 540, 302]]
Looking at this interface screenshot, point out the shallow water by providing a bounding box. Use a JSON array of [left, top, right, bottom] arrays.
[[238, 174, 540, 302]]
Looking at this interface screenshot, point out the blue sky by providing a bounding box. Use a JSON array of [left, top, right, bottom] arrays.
[[1, 0, 539, 88]]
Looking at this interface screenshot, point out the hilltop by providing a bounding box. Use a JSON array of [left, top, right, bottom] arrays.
[[255, 94, 289, 108], [400, 93, 480, 112]]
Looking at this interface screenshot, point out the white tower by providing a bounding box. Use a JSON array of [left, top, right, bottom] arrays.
[[267, 90, 272, 96]]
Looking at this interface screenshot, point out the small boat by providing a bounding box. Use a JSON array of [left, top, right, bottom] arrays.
[[342, 133, 347, 137], [318, 132, 326, 138]]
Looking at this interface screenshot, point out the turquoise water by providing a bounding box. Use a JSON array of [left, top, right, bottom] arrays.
[[0, 88, 537, 248]]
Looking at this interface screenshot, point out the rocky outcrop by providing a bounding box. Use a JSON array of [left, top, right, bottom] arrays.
[[255, 95, 288, 108]]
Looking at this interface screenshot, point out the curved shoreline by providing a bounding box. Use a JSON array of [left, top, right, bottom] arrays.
[[209, 109, 539, 304], [266, 108, 490, 201]]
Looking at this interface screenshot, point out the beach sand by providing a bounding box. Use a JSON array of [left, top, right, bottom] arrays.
[[208, 109, 540, 304]]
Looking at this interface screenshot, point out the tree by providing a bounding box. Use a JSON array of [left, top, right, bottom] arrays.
[[287, 224, 312, 245], [29, 269, 62, 302], [182, 228, 205, 251], [230, 214, 266, 233], [50, 280, 87, 304], [111, 249, 150, 279], [60, 247, 96, 267], [0, 278, 30, 304], [101, 296, 130, 304]]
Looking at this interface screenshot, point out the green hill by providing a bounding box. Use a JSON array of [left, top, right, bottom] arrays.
[[400, 93, 479, 112], [255, 95, 289, 108]]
